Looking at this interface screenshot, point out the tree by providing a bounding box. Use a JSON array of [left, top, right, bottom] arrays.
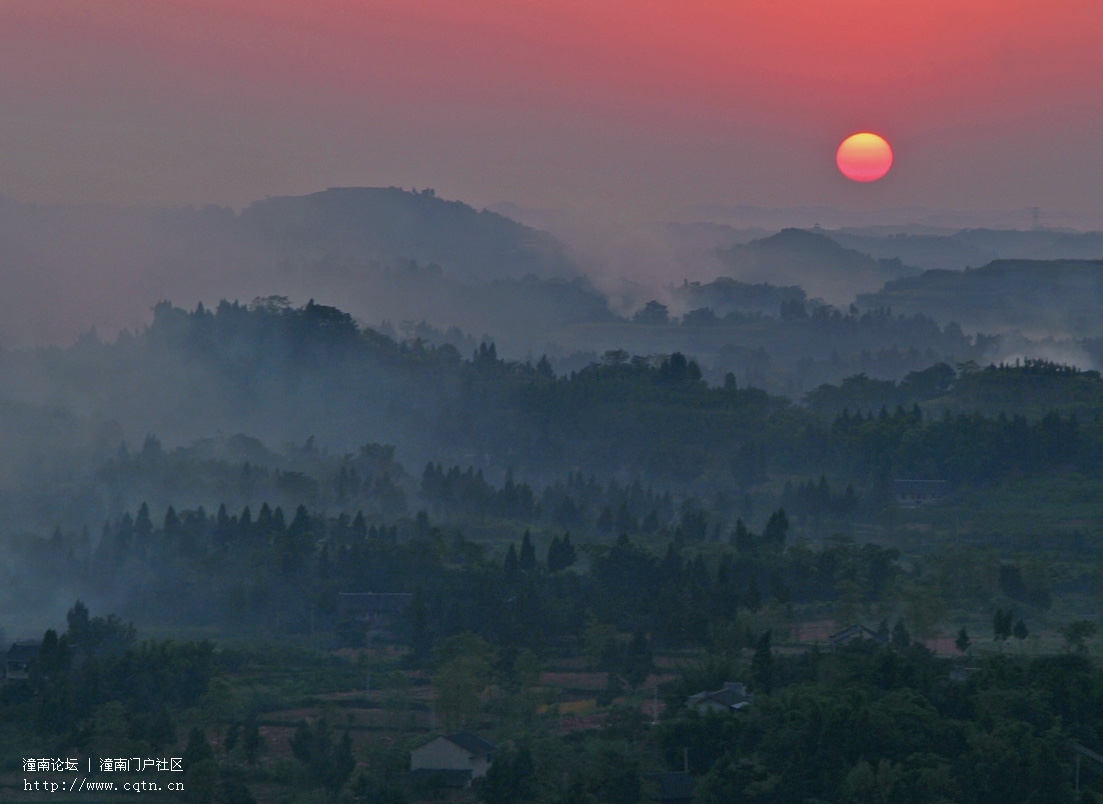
[[602, 765, 643, 804], [1012, 619, 1029, 651], [622, 630, 653, 691], [409, 594, 432, 665], [596, 673, 625, 707], [548, 533, 577, 572], [478, 746, 536, 804], [181, 726, 219, 804], [134, 502, 152, 556], [290, 717, 355, 793], [900, 583, 946, 642], [511, 649, 542, 690], [731, 518, 756, 553], [763, 509, 789, 549], [955, 627, 971, 654], [633, 300, 669, 325], [519, 531, 536, 572], [597, 506, 614, 534], [241, 713, 263, 764], [582, 619, 618, 670], [751, 630, 774, 694], [993, 608, 1014, 645], [433, 633, 495, 729], [35, 629, 70, 683], [891, 618, 910, 649], [1061, 620, 1097, 653]]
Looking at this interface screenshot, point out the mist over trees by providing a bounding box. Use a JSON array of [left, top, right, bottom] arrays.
[[5, 189, 1103, 802]]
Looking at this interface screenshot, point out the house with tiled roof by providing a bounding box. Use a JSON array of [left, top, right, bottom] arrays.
[[686, 682, 751, 714], [409, 729, 498, 788], [828, 624, 889, 650], [3, 641, 40, 682]]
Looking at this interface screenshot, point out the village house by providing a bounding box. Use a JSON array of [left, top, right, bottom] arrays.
[[4, 641, 40, 682], [409, 729, 498, 788], [685, 681, 752, 714], [336, 592, 413, 644], [949, 665, 981, 682], [893, 479, 949, 507], [828, 624, 889, 650]]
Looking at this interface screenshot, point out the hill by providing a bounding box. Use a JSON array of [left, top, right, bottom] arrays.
[[671, 277, 806, 317], [805, 359, 1103, 421], [716, 228, 917, 303], [858, 258, 1103, 335], [239, 186, 576, 281], [832, 227, 1103, 272], [0, 188, 579, 347]]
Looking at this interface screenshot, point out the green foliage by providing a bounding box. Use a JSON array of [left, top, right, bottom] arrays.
[[993, 608, 1014, 643], [548, 533, 578, 572], [1061, 620, 1098, 653], [674, 645, 1092, 804], [751, 631, 774, 694], [289, 716, 355, 792], [891, 618, 910, 649], [12, 602, 214, 747], [955, 627, 971, 654], [478, 745, 536, 804], [432, 633, 496, 729], [1013, 619, 1029, 644]]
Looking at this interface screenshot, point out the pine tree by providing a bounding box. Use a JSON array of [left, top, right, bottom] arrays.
[[134, 503, 152, 557], [113, 513, 133, 560], [993, 608, 1014, 644], [763, 509, 789, 549], [519, 531, 536, 572], [731, 518, 756, 553], [892, 618, 910, 648], [351, 510, 366, 541], [751, 630, 774, 694], [549, 533, 577, 572], [479, 746, 536, 804], [955, 626, 971, 654], [547, 536, 565, 572], [597, 506, 614, 533], [1013, 618, 1029, 649], [623, 629, 653, 690]]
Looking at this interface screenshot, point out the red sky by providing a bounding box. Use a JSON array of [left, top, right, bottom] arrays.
[[1, 0, 1102, 221]]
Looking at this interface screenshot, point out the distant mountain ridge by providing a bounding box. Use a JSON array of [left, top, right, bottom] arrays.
[[0, 186, 581, 346], [858, 259, 1103, 335], [240, 187, 577, 281], [715, 228, 917, 303], [832, 228, 1103, 272]]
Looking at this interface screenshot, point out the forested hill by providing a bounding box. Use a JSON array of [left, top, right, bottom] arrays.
[[0, 187, 579, 346], [858, 258, 1103, 335], [1, 301, 1101, 535], [832, 226, 1103, 271], [0, 298, 788, 485], [804, 359, 1103, 420], [238, 187, 576, 281], [716, 228, 917, 303]]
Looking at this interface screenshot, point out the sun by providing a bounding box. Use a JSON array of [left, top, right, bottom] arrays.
[[836, 133, 893, 182]]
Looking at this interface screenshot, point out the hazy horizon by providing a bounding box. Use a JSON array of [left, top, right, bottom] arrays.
[[2, 1, 1102, 220]]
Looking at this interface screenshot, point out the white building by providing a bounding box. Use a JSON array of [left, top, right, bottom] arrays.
[[409, 730, 498, 788]]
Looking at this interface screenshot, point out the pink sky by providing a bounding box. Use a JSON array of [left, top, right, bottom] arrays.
[[1, 0, 1102, 220]]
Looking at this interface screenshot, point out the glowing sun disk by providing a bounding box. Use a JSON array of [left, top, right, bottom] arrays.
[[836, 133, 893, 182]]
